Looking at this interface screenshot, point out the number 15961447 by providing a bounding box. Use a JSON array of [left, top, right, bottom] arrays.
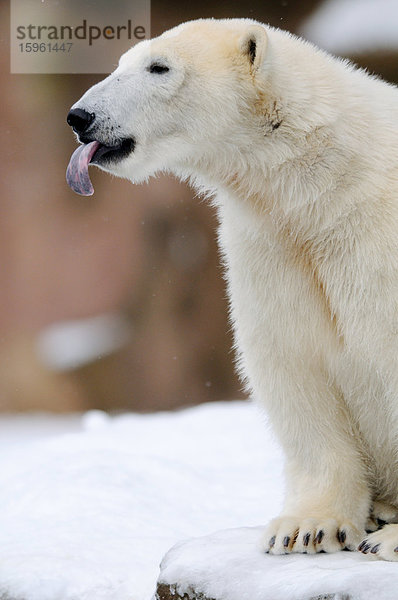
[[18, 42, 73, 52]]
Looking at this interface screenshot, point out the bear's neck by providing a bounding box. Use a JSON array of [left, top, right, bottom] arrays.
[[185, 29, 379, 246], [186, 120, 366, 248]]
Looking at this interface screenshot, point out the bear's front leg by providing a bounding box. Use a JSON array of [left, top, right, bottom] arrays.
[[220, 212, 372, 556], [358, 524, 398, 561], [263, 454, 369, 554], [264, 463, 367, 555], [265, 515, 362, 555], [257, 361, 371, 555]]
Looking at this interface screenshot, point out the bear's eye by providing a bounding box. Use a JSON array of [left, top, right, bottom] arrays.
[[148, 63, 170, 74]]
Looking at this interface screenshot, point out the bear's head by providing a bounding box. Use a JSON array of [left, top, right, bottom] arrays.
[[66, 19, 274, 195]]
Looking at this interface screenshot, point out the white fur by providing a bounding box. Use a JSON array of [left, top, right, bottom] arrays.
[[71, 18, 398, 561]]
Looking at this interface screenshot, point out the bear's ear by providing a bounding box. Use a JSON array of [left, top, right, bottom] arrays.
[[238, 25, 268, 73]]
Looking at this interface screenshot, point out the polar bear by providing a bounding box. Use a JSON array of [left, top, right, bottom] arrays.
[[66, 18, 398, 561]]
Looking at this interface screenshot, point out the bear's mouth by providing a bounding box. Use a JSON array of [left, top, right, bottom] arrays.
[[66, 137, 135, 196], [88, 137, 136, 165]]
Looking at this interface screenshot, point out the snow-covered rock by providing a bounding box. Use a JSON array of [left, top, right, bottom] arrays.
[[156, 526, 398, 600], [156, 585, 336, 600]]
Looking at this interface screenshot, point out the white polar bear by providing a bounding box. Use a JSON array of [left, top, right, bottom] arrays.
[[67, 18, 398, 561]]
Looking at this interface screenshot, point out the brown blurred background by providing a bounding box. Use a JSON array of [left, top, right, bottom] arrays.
[[1, 0, 397, 413]]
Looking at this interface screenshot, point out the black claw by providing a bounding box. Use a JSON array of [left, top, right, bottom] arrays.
[[315, 530, 324, 544], [370, 544, 380, 554], [303, 532, 311, 547], [358, 539, 368, 551], [283, 536, 290, 548], [394, 546, 398, 553], [269, 535, 276, 548], [362, 543, 371, 553], [338, 530, 346, 544], [377, 518, 387, 527]]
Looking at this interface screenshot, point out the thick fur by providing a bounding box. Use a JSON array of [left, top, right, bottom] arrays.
[[70, 18, 398, 560]]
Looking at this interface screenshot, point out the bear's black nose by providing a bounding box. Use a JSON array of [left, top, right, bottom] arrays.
[[67, 108, 95, 134]]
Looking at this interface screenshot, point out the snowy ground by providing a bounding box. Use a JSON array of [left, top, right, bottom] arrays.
[[0, 401, 284, 600], [1, 402, 395, 600]]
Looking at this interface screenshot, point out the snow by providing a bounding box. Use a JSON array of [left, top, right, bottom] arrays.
[[0, 401, 395, 600], [159, 526, 398, 600], [0, 401, 283, 600], [301, 0, 398, 54]]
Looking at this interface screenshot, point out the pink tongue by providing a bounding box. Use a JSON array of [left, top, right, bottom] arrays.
[[66, 141, 101, 196]]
